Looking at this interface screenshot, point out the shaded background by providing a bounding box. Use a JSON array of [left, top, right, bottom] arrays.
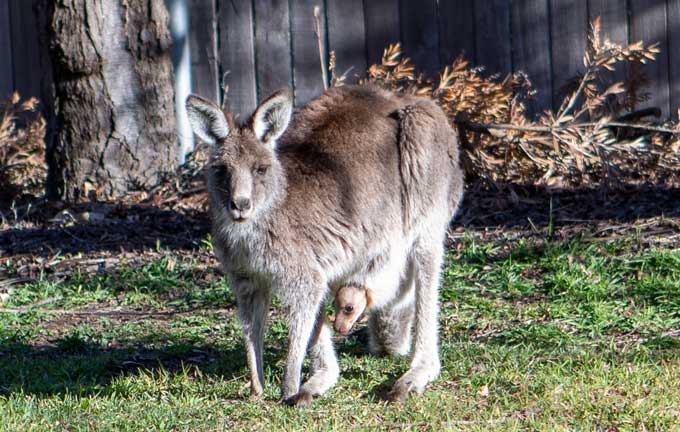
[[1, 0, 679, 154]]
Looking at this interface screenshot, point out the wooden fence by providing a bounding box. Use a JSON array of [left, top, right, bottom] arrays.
[[2, 0, 680, 120]]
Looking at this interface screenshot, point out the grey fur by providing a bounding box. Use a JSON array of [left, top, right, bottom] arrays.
[[185, 85, 464, 404], [185, 95, 230, 145], [368, 303, 415, 356]]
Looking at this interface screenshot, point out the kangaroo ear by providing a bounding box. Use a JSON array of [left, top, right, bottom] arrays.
[[251, 88, 292, 147], [364, 288, 374, 309], [185, 95, 230, 145]]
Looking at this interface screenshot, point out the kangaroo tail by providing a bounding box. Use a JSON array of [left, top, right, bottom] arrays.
[[394, 99, 463, 226]]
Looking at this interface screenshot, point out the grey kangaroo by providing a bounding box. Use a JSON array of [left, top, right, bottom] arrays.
[[185, 85, 464, 405]]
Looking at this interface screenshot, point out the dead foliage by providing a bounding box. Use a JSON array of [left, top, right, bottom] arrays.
[[0, 92, 46, 200], [143, 18, 680, 216], [362, 18, 680, 188], [140, 145, 210, 213]]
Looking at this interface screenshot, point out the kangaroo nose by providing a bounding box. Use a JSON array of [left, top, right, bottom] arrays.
[[230, 197, 252, 211]]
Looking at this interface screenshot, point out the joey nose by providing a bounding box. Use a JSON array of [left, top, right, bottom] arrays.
[[230, 197, 252, 212]]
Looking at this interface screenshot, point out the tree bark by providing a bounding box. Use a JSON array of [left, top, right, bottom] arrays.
[[48, 0, 178, 201]]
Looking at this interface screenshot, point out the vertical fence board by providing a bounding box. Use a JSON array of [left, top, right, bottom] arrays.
[[188, 0, 219, 102], [290, 0, 326, 105], [3, 0, 678, 121], [8, 0, 53, 128], [630, 0, 670, 117], [327, 0, 366, 84], [219, 0, 257, 119], [399, 0, 440, 76], [550, 0, 588, 107], [363, 0, 400, 66], [511, 0, 553, 115], [587, 0, 629, 44], [475, 0, 512, 76], [0, 0, 12, 99], [9, 0, 43, 100], [438, 0, 476, 66], [667, 0, 680, 116], [588, 0, 629, 89], [254, 0, 293, 99]]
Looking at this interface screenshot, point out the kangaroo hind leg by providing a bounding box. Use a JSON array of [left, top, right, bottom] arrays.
[[388, 238, 444, 402]]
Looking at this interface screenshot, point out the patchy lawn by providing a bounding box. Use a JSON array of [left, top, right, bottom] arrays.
[[0, 232, 679, 430]]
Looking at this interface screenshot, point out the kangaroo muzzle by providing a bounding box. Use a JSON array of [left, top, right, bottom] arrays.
[[229, 173, 254, 221], [229, 196, 252, 221]]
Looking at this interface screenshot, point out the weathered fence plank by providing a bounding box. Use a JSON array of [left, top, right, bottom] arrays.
[[588, 0, 629, 90], [363, 0, 400, 66], [290, 0, 326, 105], [439, 0, 476, 66], [667, 0, 680, 116], [254, 0, 293, 99], [188, 0, 219, 102], [630, 0, 670, 117], [0, 0, 12, 99], [218, 0, 257, 119], [7, 0, 54, 131], [8, 0, 43, 100], [587, 0, 628, 44], [2, 0, 679, 122], [511, 0, 553, 115], [550, 0, 588, 107], [475, 0, 512, 77], [327, 0, 367, 84], [399, 0, 440, 76]]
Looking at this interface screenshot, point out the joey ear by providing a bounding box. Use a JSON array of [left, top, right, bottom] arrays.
[[185, 95, 230, 145], [365, 288, 374, 309], [251, 88, 292, 147]]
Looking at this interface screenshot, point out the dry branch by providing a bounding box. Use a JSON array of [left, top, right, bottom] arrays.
[[362, 17, 679, 188], [313, 6, 328, 91]]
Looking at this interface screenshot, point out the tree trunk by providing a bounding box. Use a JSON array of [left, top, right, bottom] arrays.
[[48, 0, 178, 201]]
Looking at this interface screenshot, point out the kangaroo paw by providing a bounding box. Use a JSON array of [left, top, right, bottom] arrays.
[[283, 390, 314, 407]]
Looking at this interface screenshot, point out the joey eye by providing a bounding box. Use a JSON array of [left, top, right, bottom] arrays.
[[343, 305, 354, 314], [255, 165, 269, 176]]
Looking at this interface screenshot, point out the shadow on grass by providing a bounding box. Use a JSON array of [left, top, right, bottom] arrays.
[[2, 184, 679, 259], [457, 184, 680, 228], [0, 323, 415, 402], [2, 318, 678, 401], [0, 204, 209, 257], [0, 338, 255, 397], [1, 254, 236, 312]]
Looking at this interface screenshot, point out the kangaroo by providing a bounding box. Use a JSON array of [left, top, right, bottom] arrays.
[[332, 284, 372, 335], [332, 265, 416, 358], [185, 84, 464, 405]]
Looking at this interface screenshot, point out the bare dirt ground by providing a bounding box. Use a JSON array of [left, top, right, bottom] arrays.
[[2, 182, 678, 296]]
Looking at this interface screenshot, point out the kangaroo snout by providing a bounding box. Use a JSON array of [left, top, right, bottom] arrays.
[[333, 321, 352, 335], [230, 197, 252, 211], [229, 196, 252, 221]]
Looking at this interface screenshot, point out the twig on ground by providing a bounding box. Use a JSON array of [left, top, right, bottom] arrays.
[[0, 277, 32, 288], [30, 296, 63, 308]]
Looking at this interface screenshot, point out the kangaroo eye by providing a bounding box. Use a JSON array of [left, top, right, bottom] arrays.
[[343, 305, 354, 314], [213, 165, 228, 178], [255, 165, 269, 175]]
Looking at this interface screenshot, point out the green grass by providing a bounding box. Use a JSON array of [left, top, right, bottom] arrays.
[[1, 236, 679, 430]]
